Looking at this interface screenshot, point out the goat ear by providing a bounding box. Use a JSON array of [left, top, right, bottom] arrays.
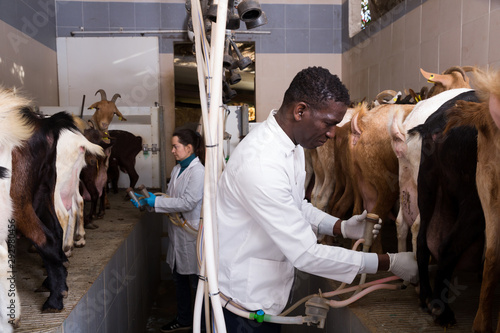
[[114, 109, 127, 121], [420, 68, 447, 85], [88, 102, 98, 110]]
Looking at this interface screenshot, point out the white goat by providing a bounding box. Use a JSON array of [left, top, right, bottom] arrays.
[[389, 87, 473, 253], [0, 89, 34, 332], [54, 128, 104, 256]]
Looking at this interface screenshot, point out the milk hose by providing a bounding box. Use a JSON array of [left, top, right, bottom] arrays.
[[220, 235, 408, 325]]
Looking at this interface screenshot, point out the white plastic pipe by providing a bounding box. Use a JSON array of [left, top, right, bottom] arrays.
[[191, 0, 229, 331], [193, 260, 206, 333]]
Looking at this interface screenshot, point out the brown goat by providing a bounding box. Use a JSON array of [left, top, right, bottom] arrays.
[[107, 130, 143, 194], [88, 89, 127, 132], [421, 66, 472, 98]]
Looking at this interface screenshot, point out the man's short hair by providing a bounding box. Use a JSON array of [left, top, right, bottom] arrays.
[[281, 66, 350, 110]]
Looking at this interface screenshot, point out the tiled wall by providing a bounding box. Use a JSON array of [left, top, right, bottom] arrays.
[[0, 0, 58, 105], [53, 1, 344, 119], [2, 0, 500, 116], [341, 0, 500, 104], [55, 1, 343, 54]]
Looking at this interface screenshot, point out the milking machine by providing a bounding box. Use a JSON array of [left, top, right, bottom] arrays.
[[215, 213, 410, 329]]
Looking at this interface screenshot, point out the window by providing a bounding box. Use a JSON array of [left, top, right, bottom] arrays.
[[361, 0, 371, 29], [349, 0, 404, 37]]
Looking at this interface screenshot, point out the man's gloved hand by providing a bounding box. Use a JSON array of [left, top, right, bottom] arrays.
[[340, 210, 382, 240], [388, 252, 419, 284]]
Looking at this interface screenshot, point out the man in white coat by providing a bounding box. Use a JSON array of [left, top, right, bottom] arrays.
[[216, 66, 418, 332]]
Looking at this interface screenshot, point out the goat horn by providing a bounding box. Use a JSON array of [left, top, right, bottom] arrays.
[[95, 89, 107, 101], [463, 65, 485, 76], [111, 93, 121, 103], [442, 66, 467, 81], [376, 90, 398, 103]]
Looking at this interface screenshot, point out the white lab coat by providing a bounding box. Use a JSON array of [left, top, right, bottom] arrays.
[[217, 110, 373, 315], [155, 157, 204, 275]]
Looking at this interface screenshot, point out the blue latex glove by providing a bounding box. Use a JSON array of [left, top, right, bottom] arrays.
[[130, 192, 156, 208], [130, 197, 144, 208], [137, 192, 156, 207]]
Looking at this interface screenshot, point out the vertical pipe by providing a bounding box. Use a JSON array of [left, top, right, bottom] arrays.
[[191, 0, 228, 331]]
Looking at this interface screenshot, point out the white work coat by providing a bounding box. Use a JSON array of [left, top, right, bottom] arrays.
[[155, 157, 204, 275], [217, 110, 371, 315]]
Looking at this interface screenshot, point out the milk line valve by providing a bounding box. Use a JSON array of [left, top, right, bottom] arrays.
[[142, 143, 160, 155]]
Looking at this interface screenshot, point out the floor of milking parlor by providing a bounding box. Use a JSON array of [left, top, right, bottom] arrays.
[[10, 192, 499, 333]]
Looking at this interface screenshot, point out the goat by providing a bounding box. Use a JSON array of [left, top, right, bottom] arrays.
[[328, 119, 356, 220], [11, 109, 83, 312], [106, 130, 143, 194], [88, 89, 127, 132], [445, 68, 500, 333], [389, 66, 474, 253], [80, 127, 113, 229], [305, 108, 355, 213], [348, 103, 414, 253], [0, 89, 34, 331], [421, 66, 472, 98], [412, 89, 484, 328], [54, 128, 104, 256]]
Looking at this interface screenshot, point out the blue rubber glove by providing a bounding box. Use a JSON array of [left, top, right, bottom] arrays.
[[140, 192, 156, 207], [130, 198, 140, 208], [130, 192, 156, 208]]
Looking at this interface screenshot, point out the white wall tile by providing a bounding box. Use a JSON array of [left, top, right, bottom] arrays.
[[462, 14, 489, 67], [421, 0, 440, 43], [489, 7, 500, 64], [404, 6, 421, 49], [462, 0, 490, 24]]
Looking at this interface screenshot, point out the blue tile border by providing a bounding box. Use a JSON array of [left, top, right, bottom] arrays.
[[0, 0, 57, 51], [0, 0, 430, 54], [52, 1, 345, 54]]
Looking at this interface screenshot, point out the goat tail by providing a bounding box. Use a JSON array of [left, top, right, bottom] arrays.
[[446, 68, 500, 134], [80, 134, 105, 157], [59, 129, 105, 158], [444, 101, 486, 134], [351, 102, 369, 135], [0, 88, 34, 148], [473, 67, 500, 102]]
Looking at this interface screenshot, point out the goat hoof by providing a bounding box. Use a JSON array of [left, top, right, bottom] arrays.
[[432, 307, 456, 328], [74, 240, 86, 248], [63, 260, 70, 269], [11, 317, 20, 329], [42, 307, 63, 313], [84, 223, 99, 230], [61, 290, 68, 298]]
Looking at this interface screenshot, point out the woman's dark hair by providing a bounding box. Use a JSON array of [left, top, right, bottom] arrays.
[[173, 128, 205, 164]]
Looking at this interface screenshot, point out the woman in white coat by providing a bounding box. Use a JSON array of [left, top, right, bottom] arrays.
[[134, 128, 204, 332]]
